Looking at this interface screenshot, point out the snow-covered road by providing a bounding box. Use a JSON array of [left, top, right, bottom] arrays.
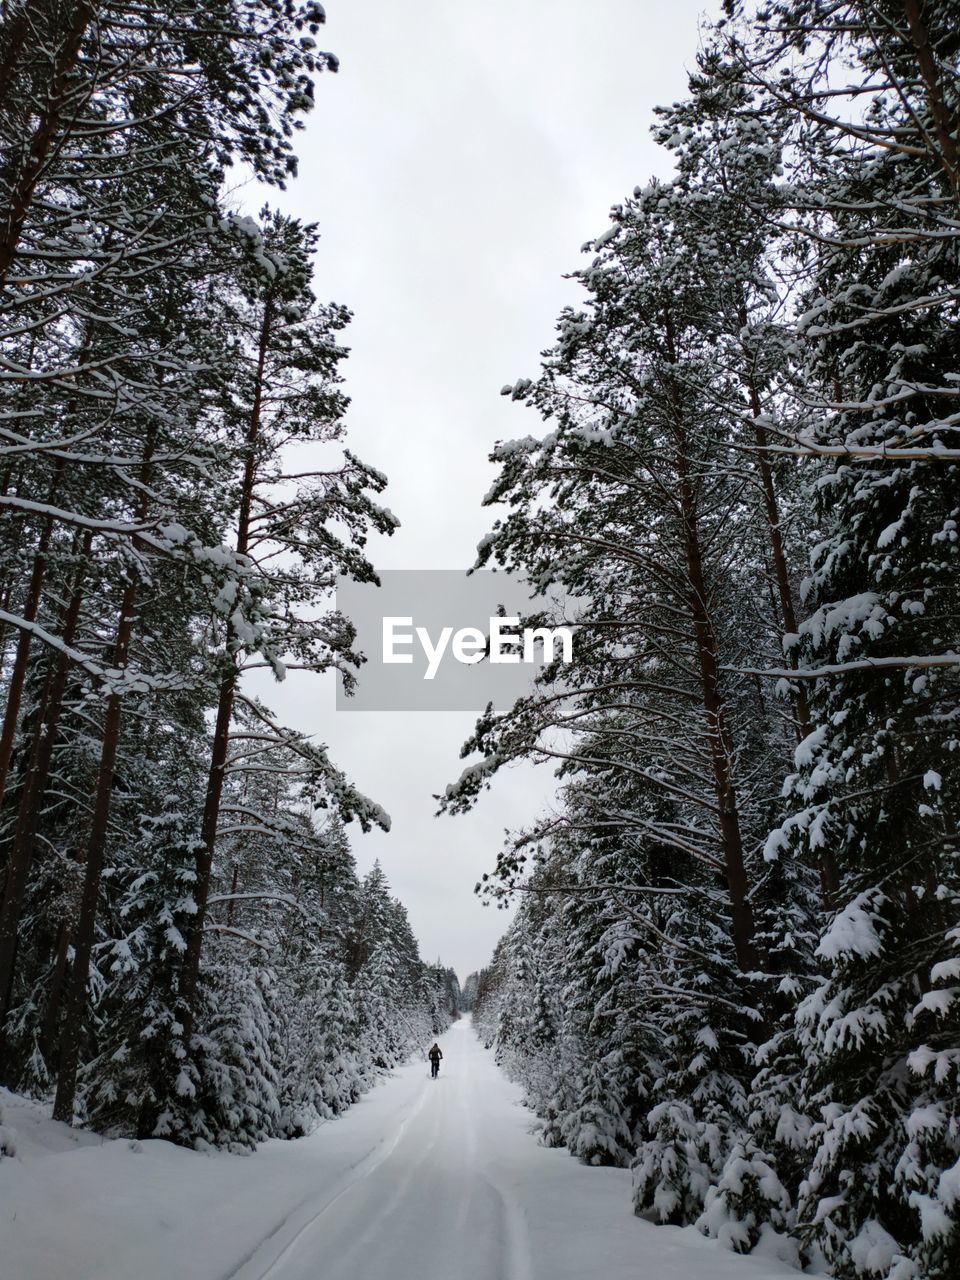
[[1, 1018, 798, 1280]]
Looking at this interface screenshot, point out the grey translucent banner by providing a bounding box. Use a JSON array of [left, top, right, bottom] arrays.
[[335, 570, 573, 711]]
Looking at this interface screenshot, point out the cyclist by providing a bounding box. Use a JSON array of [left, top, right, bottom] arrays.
[[428, 1043, 443, 1078]]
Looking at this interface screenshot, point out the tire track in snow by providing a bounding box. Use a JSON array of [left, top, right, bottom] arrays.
[[484, 1172, 535, 1280], [221, 1080, 431, 1280], [308, 1079, 447, 1278], [224, 1021, 534, 1280], [451, 1032, 479, 1236]]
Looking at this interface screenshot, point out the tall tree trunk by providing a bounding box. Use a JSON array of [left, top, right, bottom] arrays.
[[0, 316, 94, 807], [900, 0, 960, 197], [663, 309, 758, 973], [53, 418, 156, 1121], [750, 407, 809, 734], [52, 576, 137, 1121], [738, 313, 840, 906], [180, 293, 274, 1032], [225, 865, 240, 928], [735, 305, 811, 733], [39, 923, 71, 1066], [0, 534, 89, 1054], [0, 459, 67, 808], [677, 467, 759, 974], [0, 332, 37, 668], [0, 579, 12, 674], [0, 3, 31, 115], [0, 2, 95, 285]]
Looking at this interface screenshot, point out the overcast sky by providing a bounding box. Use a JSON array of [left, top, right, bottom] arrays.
[[254, 0, 711, 981]]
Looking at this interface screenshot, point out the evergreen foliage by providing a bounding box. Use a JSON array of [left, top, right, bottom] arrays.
[[0, 0, 451, 1150], [464, 6, 960, 1276]]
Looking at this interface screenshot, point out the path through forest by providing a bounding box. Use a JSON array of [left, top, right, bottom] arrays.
[[1, 1018, 797, 1280]]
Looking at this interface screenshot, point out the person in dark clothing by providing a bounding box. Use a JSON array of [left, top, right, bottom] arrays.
[[428, 1043, 443, 1078]]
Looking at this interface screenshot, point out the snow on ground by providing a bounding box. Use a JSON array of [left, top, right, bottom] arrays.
[[0, 1018, 800, 1280]]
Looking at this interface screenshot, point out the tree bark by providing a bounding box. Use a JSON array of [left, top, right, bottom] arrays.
[[0, 2, 96, 285], [0, 464, 64, 809], [663, 308, 758, 973], [738, 320, 840, 905], [180, 292, 274, 1031], [677, 467, 759, 974], [0, 534, 89, 1052], [225, 865, 240, 928], [39, 923, 71, 1066], [53, 419, 156, 1121], [900, 0, 960, 197], [52, 576, 137, 1121], [0, 3, 31, 115]]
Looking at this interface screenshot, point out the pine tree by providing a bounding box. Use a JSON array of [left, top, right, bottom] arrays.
[[0, 0, 454, 1154], [722, 4, 960, 1271]]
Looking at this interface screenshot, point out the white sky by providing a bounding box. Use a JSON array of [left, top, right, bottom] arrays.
[[257, 0, 710, 981]]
